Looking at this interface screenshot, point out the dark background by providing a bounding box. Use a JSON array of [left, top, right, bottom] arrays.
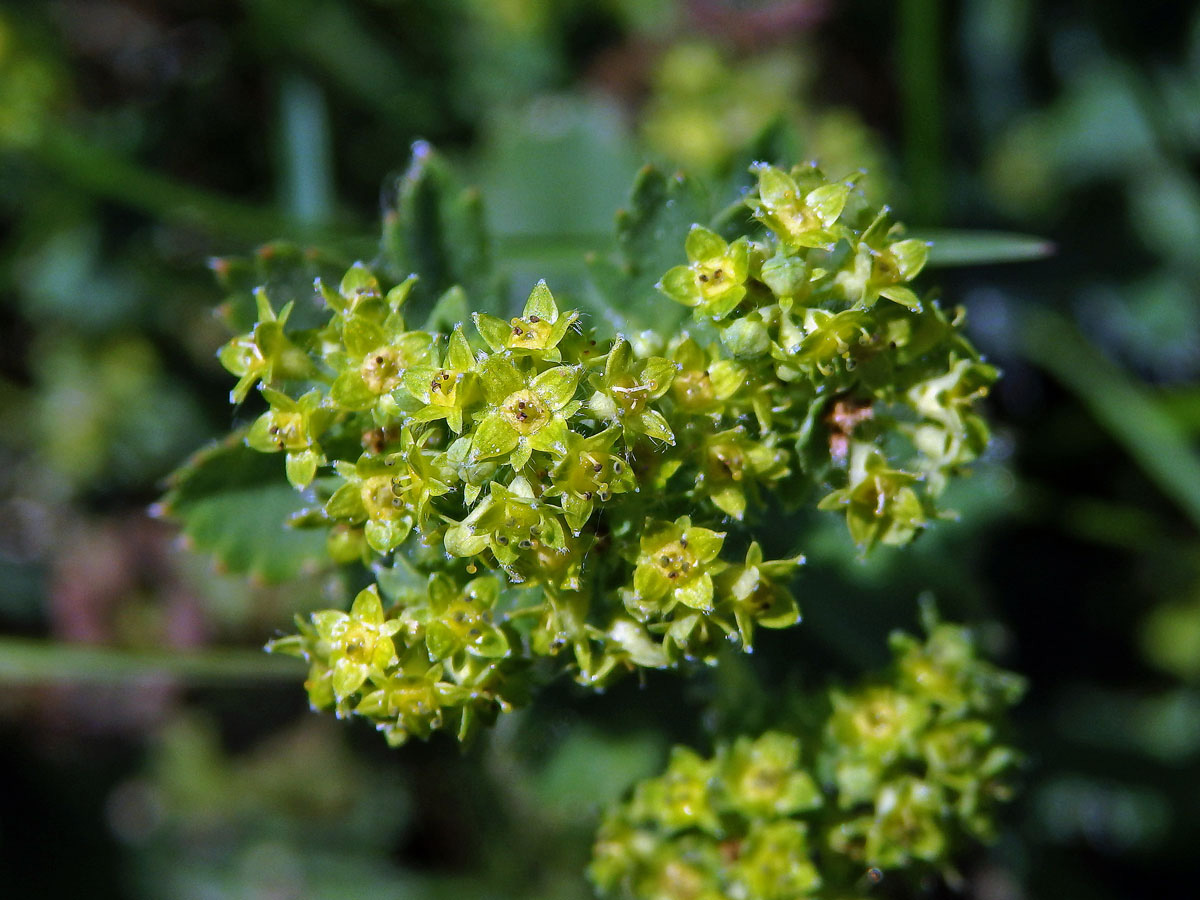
[[2, 1, 1199, 897]]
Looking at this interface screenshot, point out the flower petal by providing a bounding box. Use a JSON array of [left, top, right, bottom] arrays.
[[471, 411, 520, 460]]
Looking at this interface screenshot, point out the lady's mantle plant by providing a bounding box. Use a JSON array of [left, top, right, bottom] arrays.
[[217, 159, 996, 742], [167, 148, 1021, 896]]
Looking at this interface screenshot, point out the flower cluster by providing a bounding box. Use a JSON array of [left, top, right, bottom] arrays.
[[589, 621, 1024, 900], [220, 162, 996, 745], [269, 580, 522, 746]]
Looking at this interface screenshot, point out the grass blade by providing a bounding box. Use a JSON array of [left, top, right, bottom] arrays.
[[1020, 308, 1200, 531], [917, 229, 1056, 266]]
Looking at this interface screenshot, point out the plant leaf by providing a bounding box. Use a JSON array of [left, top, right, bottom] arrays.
[[157, 432, 330, 581], [378, 142, 499, 318], [587, 165, 711, 330]]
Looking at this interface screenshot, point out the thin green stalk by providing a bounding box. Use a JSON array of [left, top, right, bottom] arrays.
[[0, 638, 304, 685], [278, 71, 336, 226], [916, 229, 1055, 266]]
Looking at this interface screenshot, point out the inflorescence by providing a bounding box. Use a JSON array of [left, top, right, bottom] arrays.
[[590, 620, 1025, 899], [223, 163, 998, 746]]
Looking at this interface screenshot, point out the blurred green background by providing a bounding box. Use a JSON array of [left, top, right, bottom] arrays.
[[2, 0, 1200, 897]]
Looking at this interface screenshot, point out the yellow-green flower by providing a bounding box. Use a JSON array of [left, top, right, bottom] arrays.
[[658, 225, 751, 320], [246, 387, 334, 488], [827, 685, 931, 805], [718, 732, 821, 820], [749, 163, 852, 251], [667, 336, 746, 417], [694, 427, 790, 520], [587, 339, 676, 445], [402, 324, 481, 433], [444, 476, 569, 583], [729, 820, 821, 899], [473, 280, 579, 360], [416, 574, 511, 661], [713, 542, 803, 649], [310, 586, 402, 700], [545, 427, 637, 534], [328, 316, 436, 416], [218, 289, 314, 403], [629, 516, 726, 617], [835, 230, 929, 310], [355, 646, 470, 746], [316, 262, 409, 318], [817, 443, 927, 548], [470, 355, 582, 469], [629, 745, 722, 834], [324, 432, 455, 553], [892, 622, 1026, 718], [775, 307, 871, 376], [860, 776, 948, 867]]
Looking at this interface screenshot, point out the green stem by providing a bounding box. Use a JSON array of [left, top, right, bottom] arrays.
[[0, 638, 304, 685]]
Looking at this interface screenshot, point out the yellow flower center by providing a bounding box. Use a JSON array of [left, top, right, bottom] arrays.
[[654, 539, 699, 584], [568, 452, 619, 501], [340, 622, 378, 665], [362, 474, 404, 521], [385, 677, 438, 718], [268, 410, 308, 450], [508, 315, 553, 349], [611, 375, 651, 414], [501, 389, 549, 435], [694, 260, 731, 298], [361, 346, 405, 393], [706, 440, 746, 482], [427, 368, 460, 407], [853, 697, 902, 741]]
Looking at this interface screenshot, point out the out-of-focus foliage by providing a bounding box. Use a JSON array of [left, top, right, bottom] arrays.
[[641, 39, 893, 205]]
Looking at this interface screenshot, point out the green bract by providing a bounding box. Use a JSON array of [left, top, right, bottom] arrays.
[[202, 158, 1000, 749]]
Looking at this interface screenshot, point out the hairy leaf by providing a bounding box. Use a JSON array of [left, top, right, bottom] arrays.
[[158, 432, 329, 581]]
